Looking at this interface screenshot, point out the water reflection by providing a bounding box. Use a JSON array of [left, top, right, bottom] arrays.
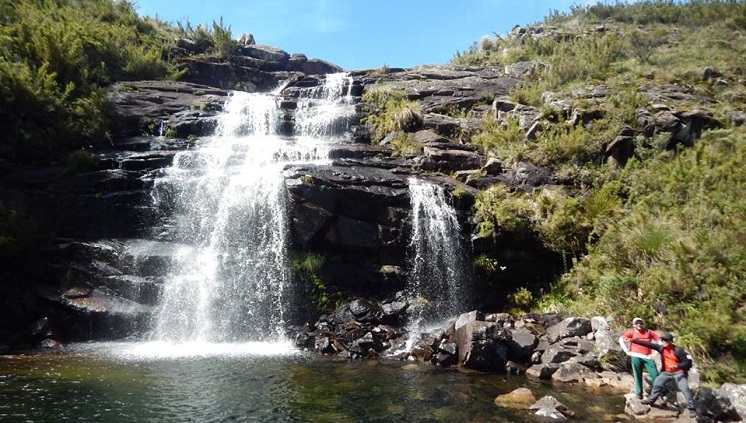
[[0, 344, 633, 422]]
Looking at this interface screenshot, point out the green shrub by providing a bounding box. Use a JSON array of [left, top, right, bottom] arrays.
[[507, 287, 534, 313], [547, 128, 746, 381], [210, 17, 235, 60], [0, 0, 181, 162], [291, 252, 341, 313], [362, 86, 423, 142], [470, 116, 527, 165], [62, 150, 98, 175], [389, 133, 421, 157]]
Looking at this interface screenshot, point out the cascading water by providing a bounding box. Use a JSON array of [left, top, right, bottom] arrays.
[[406, 178, 473, 327], [293, 72, 354, 139], [147, 74, 354, 346]]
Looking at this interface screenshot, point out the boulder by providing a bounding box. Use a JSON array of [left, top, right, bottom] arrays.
[[551, 361, 595, 383], [455, 320, 510, 371], [526, 363, 560, 380], [529, 395, 575, 422], [695, 386, 741, 422], [494, 387, 537, 408], [506, 327, 538, 363], [546, 317, 592, 343], [718, 383, 746, 421]]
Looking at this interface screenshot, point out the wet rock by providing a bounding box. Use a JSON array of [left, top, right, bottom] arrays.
[[108, 80, 228, 139], [349, 299, 384, 323], [526, 363, 559, 380], [529, 395, 575, 422], [551, 361, 594, 383], [494, 387, 536, 408], [546, 317, 592, 343], [456, 320, 510, 371], [718, 383, 746, 421]]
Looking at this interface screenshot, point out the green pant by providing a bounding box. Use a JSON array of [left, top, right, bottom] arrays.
[[631, 356, 659, 396]]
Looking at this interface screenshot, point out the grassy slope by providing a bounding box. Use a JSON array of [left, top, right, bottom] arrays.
[[452, 0, 746, 383]]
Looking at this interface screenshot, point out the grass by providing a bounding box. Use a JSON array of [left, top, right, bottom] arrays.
[[453, 1, 746, 383]]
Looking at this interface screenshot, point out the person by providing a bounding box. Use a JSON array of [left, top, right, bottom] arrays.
[[619, 317, 660, 399], [632, 332, 696, 418]]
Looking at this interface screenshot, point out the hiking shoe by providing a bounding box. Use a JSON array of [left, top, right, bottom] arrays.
[[689, 409, 697, 418], [636, 394, 643, 400], [640, 399, 655, 406]]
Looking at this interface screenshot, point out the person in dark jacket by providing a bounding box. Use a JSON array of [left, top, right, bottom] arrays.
[[631, 332, 696, 417]]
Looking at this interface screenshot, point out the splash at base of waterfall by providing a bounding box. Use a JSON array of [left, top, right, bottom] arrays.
[[68, 341, 301, 360]]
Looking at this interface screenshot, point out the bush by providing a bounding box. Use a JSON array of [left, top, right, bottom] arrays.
[[470, 116, 527, 165], [362, 86, 423, 142], [0, 0, 180, 162]]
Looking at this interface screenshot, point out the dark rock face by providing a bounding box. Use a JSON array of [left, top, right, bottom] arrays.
[[108, 81, 229, 140], [285, 164, 409, 252], [356, 65, 521, 115]]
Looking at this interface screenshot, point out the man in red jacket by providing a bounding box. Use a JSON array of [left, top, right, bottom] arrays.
[[632, 332, 696, 418], [619, 317, 660, 399]]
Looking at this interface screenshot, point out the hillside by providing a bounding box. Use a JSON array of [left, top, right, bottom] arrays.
[[439, 0, 746, 382]]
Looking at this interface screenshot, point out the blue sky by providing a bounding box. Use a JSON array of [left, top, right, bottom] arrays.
[[135, 1, 594, 70]]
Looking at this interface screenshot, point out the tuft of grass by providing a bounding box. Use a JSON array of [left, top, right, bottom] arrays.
[[362, 86, 423, 142]]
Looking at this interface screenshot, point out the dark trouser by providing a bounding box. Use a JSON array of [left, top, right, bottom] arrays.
[[631, 356, 658, 396], [648, 371, 695, 411]]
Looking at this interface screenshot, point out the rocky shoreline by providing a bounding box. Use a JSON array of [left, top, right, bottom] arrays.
[[291, 299, 746, 422]]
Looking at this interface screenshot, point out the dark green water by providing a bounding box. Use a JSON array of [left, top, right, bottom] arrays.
[[0, 342, 629, 423]]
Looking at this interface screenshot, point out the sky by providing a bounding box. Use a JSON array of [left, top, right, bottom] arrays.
[[134, 0, 596, 71]]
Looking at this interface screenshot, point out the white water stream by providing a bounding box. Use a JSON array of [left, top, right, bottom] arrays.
[[145, 75, 354, 350], [407, 178, 473, 327]]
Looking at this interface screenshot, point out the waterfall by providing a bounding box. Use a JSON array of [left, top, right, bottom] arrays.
[[407, 178, 473, 326], [148, 74, 352, 344], [292, 72, 355, 139]]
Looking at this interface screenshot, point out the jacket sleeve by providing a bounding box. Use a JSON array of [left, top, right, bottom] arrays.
[[630, 338, 662, 352], [675, 347, 693, 371]]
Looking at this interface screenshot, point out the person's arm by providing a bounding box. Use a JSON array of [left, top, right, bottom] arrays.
[[650, 330, 661, 341], [619, 330, 633, 353], [619, 335, 630, 353], [675, 348, 693, 371], [630, 338, 661, 352]]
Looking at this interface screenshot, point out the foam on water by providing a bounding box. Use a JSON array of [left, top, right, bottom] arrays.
[[68, 341, 301, 360]]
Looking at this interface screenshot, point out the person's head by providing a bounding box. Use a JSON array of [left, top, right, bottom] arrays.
[[632, 317, 645, 329], [660, 332, 674, 345]]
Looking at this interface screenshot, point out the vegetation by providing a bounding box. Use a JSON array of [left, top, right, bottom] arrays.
[[452, 0, 746, 383], [0, 0, 235, 163], [291, 252, 341, 313], [361, 86, 424, 142]]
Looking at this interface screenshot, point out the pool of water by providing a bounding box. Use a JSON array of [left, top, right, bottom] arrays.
[[0, 342, 632, 423]]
